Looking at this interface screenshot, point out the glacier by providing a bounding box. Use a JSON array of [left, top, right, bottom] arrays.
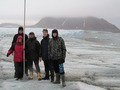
[[0, 28, 120, 90]]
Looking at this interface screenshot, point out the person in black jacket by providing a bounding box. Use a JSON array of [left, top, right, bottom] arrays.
[[26, 32, 41, 80], [41, 29, 54, 82], [11, 26, 28, 45], [11, 26, 28, 78]]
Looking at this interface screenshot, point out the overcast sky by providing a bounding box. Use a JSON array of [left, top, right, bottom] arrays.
[[0, 0, 120, 28]]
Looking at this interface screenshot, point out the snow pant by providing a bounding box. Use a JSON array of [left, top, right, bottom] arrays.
[[43, 59, 54, 78], [52, 60, 65, 75], [14, 62, 23, 79], [28, 60, 40, 73], [14, 61, 28, 77]]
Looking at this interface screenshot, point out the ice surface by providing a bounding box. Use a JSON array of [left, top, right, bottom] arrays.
[[0, 28, 120, 90]]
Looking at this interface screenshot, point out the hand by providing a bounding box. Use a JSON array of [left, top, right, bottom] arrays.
[[39, 57, 42, 62], [59, 59, 65, 64], [6, 54, 9, 57]]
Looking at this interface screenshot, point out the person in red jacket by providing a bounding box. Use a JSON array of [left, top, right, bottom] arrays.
[[7, 36, 24, 80]]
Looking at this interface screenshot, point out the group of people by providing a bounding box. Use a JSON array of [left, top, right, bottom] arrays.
[[6, 27, 67, 87]]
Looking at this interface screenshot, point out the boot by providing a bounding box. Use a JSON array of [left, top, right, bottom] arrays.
[[25, 71, 29, 76], [51, 74, 54, 82], [42, 77, 49, 80], [54, 73, 60, 84], [25, 67, 29, 76], [29, 72, 33, 80], [62, 74, 66, 87], [37, 72, 41, 81], [51, 70, 54, 82], [42, 74, 49, 80]]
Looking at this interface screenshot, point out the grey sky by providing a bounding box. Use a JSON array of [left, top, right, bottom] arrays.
[[0, 0, 120, 28]]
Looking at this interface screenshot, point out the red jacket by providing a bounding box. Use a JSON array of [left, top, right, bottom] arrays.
[[7, 36, 23, 62]]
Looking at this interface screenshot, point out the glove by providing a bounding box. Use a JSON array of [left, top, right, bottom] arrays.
[[59, 59, 65, 64], [6, 53, 9, 57], [39, 57, 42, 62]]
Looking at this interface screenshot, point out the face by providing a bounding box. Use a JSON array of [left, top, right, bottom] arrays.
[[53, 33, 57, 37], [29, 34, 34, 38], [18, 38, 22, 43], [43, 31, 48, 37], [19, 30, 23, 34]]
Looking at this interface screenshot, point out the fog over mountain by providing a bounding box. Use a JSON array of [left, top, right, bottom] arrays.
[[32, 17, 120, 33], [0, 0, 120, 28]]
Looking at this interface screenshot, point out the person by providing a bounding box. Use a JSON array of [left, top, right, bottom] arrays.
[[48, 29, 66, 87], [11, 26, 28, 45], [41, 29, 54, 82], [7, 36, 24, 80], [25, 32, 41, 80], [11, 26, 28, 78]]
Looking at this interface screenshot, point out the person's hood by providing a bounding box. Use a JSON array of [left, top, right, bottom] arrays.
[[18, 27, 23, 34], [16, 36, 23, 44], [52, 29, 58, 39]]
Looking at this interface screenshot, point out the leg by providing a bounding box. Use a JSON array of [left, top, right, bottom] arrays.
[[61, 74, 66, 87], [52, 60, 60, 84], [34, 60, 41, 80], [59, 63, 66, 87], [14, 62, 17, 78], [25, 61, 28, 76], [18, 62, 23, 79], [15, 62, 19, 80], [28, 60, 33, 80], [49, 60, 54, 82], [33, 60, 40, 73], [42, 60, 49, 80]]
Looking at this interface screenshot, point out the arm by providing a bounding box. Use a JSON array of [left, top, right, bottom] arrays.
[[40, 40, 43, 56], [7, 44, 15, 57], [25, 34, 28, 41], [12, 35, 17, 45], [48, 39, 52, 60], [61, 38, 66, 60], [36, 41, 41, 57]]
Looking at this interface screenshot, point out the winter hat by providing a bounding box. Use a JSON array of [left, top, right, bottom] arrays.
[[18, 36, 23, 39], [29, 32, 35, 35], [16, 36, 23, 43], [18, 26, 23, 31]]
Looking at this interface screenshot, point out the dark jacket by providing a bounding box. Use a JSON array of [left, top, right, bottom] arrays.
[[41, 35, 50, 60], [25, 37, 41, 61], [48, 37, 66, 61], [12, 33, 28, 45]]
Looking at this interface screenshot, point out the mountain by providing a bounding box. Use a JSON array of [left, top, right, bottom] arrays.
[[33, 17, 120, 33], [0, 23, 20, 28]]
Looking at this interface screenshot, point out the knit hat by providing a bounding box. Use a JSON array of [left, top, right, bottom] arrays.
[[16, 36, 23, 43], [17, 36, 23, 39]]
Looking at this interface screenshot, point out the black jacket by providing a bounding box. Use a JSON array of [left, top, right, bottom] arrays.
[[41, 35, 50, 60], [12, 33, 28, 45], [26, 37, 41, 61]]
